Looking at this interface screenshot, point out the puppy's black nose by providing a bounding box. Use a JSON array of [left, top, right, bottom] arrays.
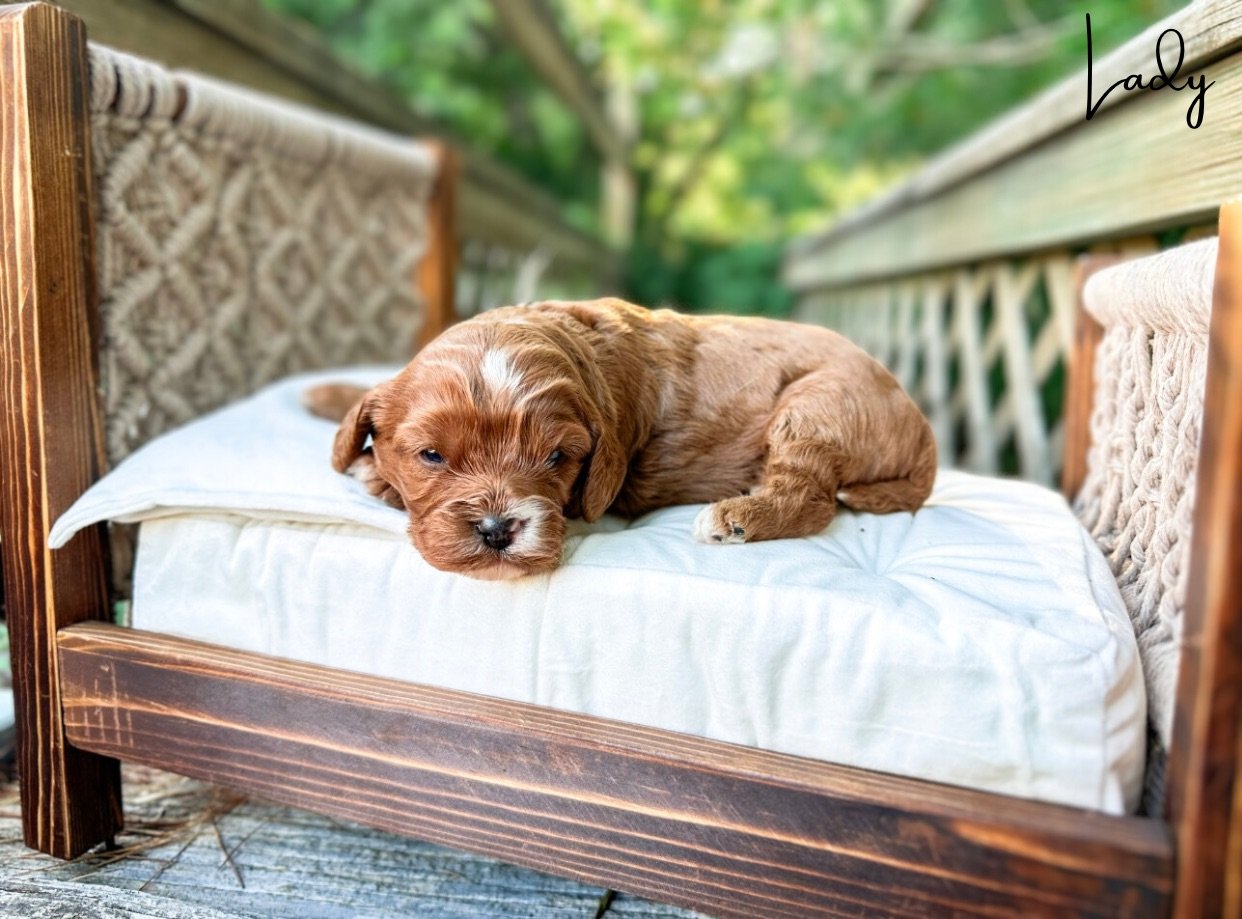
[[475, 515, 516, 550]]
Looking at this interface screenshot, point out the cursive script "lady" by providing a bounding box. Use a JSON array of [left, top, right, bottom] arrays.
[[1085, 13, 1214, 129]]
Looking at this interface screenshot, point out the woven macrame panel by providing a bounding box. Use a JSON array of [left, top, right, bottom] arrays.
[[89, 47, 435, 466], [1076, 238, 1214, 750]]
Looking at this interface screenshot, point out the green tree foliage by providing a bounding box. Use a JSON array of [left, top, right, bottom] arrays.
[[264, 0, 598, 223], [264, 0, 1183, 311]]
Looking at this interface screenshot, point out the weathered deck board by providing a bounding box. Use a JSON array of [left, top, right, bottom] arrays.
[[0, 878, 243, 919], [0, 767, 705, 918]]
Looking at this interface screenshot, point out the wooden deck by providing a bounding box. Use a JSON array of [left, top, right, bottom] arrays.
[[0, 765, 705, 918]]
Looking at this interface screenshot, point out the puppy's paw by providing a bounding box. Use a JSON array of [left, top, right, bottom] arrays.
[[347, 454, 405, 509], [692, 501, 751, 545], [693, 493, 835, 544]]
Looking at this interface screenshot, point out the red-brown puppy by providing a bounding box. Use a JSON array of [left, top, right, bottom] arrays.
[[311, 298, 936, 580]]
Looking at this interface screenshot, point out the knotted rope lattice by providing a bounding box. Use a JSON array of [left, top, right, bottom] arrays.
[[1076, 238, 1214, 768], [88, 45, 437, 466]]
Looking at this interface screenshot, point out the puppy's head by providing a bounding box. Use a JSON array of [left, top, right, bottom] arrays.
[[333, 307, 627, 580]]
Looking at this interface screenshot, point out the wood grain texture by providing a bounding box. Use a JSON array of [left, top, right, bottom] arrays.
[[785, 30, 1242, 291], [0, 879, 242, 919], [1167, 199, 1242, 919], [0, 1, 122, 858], [788, 1, 1242, 269], [0, 765, 701, 918], [416, 142, 460, 351], [58, 622, 1173, 919], [1060, 257, 1116, 501]]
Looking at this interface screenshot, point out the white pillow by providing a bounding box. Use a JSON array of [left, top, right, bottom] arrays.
[[51, 367, 410, 546], [53, 368, 1147, 813]]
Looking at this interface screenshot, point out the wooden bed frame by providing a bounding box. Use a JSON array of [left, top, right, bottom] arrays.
[[0, 4, 1238, 916]]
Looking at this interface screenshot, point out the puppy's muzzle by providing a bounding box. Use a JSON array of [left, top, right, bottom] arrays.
[[474, 515, 523, 551]]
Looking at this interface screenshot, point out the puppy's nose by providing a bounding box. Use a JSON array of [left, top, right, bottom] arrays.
[[475, 515, 517, 550]]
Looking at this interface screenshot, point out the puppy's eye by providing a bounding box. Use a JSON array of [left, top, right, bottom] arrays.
[[420, 449, 445, 465], [546, 449, 563, 466]]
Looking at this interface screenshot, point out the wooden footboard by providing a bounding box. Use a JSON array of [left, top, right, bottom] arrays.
[[58, 622, 1172, 918]]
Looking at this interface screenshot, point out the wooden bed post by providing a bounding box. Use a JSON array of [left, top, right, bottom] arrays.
[[1167, 200, 1242, 918], [1059, 256, 1111, 501], [415, 141, 459, 351], [0, 2, 123, 857]]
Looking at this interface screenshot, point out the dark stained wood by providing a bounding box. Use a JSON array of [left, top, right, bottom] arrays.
[[59, 622, 1173, 919], [415, 141, 459, 351], [0, 2, 122, 857], [1060, 256, 1119, 501], [1167, 199, 1242, 919]]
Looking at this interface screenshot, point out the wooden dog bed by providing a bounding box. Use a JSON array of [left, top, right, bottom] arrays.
[[0, 4, 1238, 916]]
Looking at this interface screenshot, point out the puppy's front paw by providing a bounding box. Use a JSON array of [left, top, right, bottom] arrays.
[[693, 493, 835, 544], [347, 454, 405, 509], [692, 502, 751, 545]]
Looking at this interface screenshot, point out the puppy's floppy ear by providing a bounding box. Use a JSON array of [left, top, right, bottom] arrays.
[[551, 311, 632, 522], [331, 388, 381, 473], [577, 426, 628, 521]]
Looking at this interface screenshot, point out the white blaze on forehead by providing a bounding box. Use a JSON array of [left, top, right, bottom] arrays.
[[480, 348, 523, 396]]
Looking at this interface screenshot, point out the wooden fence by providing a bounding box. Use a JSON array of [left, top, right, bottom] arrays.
[[37, 0, 624, 313], [784, 1, 1242, 485]]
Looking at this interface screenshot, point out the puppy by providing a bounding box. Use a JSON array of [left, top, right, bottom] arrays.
[[308, 298, 936, 580]]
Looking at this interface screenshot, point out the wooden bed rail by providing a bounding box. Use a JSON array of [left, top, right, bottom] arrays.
[[1052, 206, 1242, 918], [1058, 256, 1116, 501], [57, 622, 1174, 919]]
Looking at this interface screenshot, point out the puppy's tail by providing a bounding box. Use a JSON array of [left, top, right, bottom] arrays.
[[303, 382, 370, 423]]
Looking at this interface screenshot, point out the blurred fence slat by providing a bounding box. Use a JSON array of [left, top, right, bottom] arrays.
[[997, 263, 1047, 481], [953, 270, 994, 475]]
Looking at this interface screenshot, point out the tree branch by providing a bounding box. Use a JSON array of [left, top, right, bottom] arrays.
[[647, 80, 756, 242], [853, 0, 937, 91], [883, 17, 1075, 73]]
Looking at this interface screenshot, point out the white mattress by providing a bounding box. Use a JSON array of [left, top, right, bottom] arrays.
[[53, 368, 1146, 813]]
